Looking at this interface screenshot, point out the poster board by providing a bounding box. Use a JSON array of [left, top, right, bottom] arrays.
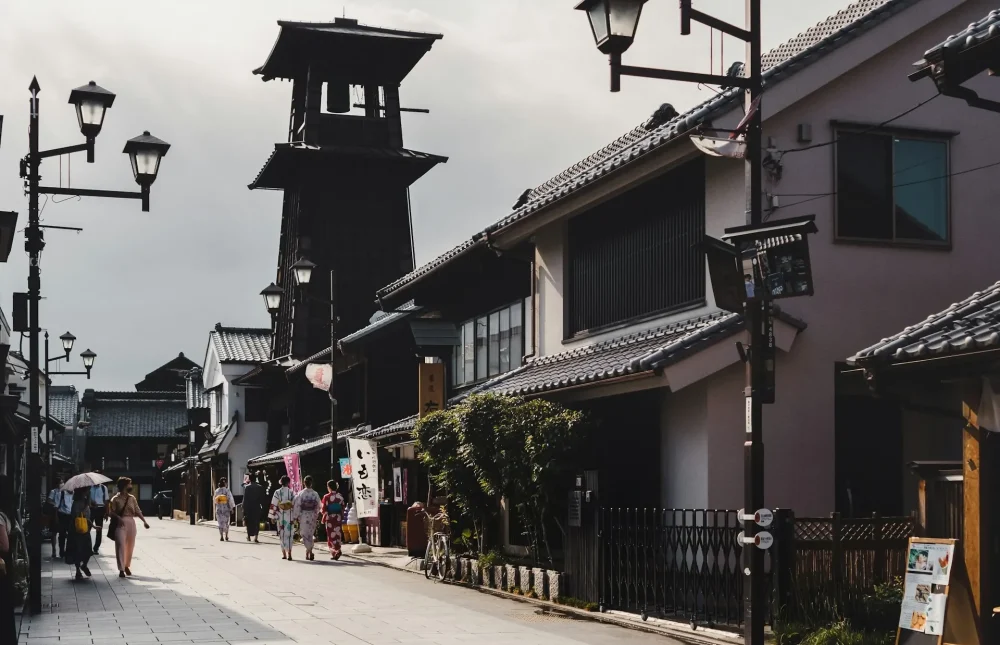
[[896, 538, 956, 645]]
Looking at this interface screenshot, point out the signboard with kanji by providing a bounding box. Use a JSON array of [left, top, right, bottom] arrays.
[[418, 362, 445, 418]]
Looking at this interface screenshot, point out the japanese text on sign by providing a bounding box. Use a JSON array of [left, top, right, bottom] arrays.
[[347, 438, 379, 518]]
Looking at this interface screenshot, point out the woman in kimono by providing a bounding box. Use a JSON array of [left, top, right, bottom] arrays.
[[321, 480, 346, 560], [213, 478, 236, 542], [268, 475, 296, 560], [292, 476, 322, 561]]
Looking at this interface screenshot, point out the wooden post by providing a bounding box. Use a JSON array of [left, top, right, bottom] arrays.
[[873, 512, 886, 584], [772, 509, 795, 623], [831, 512, 843, 598]]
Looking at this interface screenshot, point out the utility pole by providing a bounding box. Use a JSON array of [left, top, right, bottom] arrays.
[[26, 76, 43, 614], [329, 269, 339, 482], [742, 2, 767, 643]]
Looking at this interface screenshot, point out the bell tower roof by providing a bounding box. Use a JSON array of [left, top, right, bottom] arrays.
[[253, 17, 444, 85]]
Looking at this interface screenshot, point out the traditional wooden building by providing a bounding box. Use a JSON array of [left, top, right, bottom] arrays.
[[242, 17, 447, 459]]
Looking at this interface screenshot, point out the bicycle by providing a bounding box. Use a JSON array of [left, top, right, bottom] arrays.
[[423, 508, 451, 581]]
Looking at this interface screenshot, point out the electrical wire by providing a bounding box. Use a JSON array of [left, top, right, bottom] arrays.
[[778, 93, 941, 155], [770, 157, 1000, 209]]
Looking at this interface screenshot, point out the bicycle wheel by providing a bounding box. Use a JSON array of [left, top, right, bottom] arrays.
[[424, 539, 435, 579], [435, 534, 450, 581]]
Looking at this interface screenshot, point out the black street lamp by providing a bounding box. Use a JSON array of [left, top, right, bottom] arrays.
[[188, 428, 198, 526], [58, 332, 76, 358], [576, 3, 768, 644], [575, 0, 646, 55], [262, 258, 338, 479], [20, 76, 169, 614], [260, 283, 283, 315]]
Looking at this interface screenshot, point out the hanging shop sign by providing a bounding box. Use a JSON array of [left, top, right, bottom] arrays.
[[393, 467, 403, 503], [282, 452, 302, 494], [305, 363, 333, 392], [348, 438, 379, 518], [418, 362, 445, 418]]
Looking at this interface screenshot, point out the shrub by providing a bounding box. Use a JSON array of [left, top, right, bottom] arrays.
[[556, 596, 598, 612], [800, 621, 893, 645], [478, 550, 504, 570]]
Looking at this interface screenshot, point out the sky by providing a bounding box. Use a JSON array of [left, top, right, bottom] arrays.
[[0, 0, 857, 391]]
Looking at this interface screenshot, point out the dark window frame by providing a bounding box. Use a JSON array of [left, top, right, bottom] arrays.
[[244, 387, 269, 423], [451, 300, 527, 388], [833, 123, 954, 249]]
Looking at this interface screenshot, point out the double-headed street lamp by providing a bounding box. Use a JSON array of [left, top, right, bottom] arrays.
[[21, 77, 170, 614], [576, 2, 768, 644], [260, 258, 340, 479], [43, 331, 96, 505]]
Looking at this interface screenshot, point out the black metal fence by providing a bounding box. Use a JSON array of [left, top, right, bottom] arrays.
[[588, 507, 912, 629]]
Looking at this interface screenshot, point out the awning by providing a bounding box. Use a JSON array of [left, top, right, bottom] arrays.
[[359, 414, 417, 442], [51, 452, 75, 467], [246, 427, 365, 467], [198, 418, 237, 458]]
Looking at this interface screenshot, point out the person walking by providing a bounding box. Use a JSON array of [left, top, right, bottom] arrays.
[[108, 477, 149, 578], [0, 483, 17, 644], [321, 480, 346, 561], [48, 477, 72, 559], [90, 476, 109, 555], [242, 473, 265, 543], [293, 476, 321, 561], [268, 476, 295, 560], [213, 478, 235, 541], [68, 488, 93, 580]]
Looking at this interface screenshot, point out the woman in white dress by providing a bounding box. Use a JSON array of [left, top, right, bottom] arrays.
[[268, 476, 296, 560]]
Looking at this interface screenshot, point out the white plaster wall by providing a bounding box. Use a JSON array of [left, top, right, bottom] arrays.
[[660, 383, 709, 508]]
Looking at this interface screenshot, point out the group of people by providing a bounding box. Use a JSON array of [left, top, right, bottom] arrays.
[[48, 475, 150, 579], [212, 473, 346, 561]]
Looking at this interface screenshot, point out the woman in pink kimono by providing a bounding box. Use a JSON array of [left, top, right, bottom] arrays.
[[213, 478, 236, 542], [292, 476, 322, 561], [321, 480, 346, 560]]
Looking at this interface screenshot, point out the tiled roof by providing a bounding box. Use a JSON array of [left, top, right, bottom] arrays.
[[185, 369, 208, 409], [162, 458, 193, 475], [211, 325, 272, 364], [48, 386, 79, 426], [378, 0, 922, 300], [914, 7, 1000, 67], [246, 427, 362, 467], [849, 280, 1000, 366], [199, 418, 236, 457], [360, 414, 417, 441], [83, 391, 187, 439], [475, 311, 743, 397]]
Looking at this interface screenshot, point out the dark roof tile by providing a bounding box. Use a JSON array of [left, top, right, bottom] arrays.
[[211, 325, 272, 364], [83, 391, 187, 439], [850, 280, 1000, 365], [48, 386, 79, 426]]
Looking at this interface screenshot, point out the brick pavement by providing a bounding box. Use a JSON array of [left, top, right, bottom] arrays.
[[17, 519, 681, 645]]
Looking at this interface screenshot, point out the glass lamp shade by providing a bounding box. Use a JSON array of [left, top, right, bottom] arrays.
[[260, 283, 283, 313], [291, 259, 316, 286], [189, 430, 197, 444], [68, 81, 116, 139], [59, 332, 76, 354], [575, 0, 646, 55], [80, 349, 96, 370], [123, 131, 171, 187]]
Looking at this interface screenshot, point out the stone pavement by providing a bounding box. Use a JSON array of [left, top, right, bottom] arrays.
[[18, 519, 681, 644]]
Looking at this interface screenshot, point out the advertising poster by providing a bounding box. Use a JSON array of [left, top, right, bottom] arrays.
[[897, 539, 955, 638], [347, 438, 379, 518], [339, 457, 352, 479]]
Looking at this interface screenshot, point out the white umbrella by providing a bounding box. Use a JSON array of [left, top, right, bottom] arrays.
[[61, 472, 112, 491]]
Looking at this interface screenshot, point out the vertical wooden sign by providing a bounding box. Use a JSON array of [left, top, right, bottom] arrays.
[[418, 363, 445, 418]]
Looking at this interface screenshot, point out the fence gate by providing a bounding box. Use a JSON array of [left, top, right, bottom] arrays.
[[564, 470, 599, 603]]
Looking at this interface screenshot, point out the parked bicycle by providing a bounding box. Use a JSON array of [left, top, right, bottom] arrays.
[[423, 506, 450, 581]]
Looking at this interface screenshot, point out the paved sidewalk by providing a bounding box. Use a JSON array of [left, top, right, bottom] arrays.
[[18, 519, 682, 645]]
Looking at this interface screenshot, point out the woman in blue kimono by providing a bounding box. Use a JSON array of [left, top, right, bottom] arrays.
[[268, 475, 296, 560]]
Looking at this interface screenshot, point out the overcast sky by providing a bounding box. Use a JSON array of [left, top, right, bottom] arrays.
[[0, 1, 856, 391]]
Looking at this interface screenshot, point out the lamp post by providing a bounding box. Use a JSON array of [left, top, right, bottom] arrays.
[[43, 331, 95, 502], [261, 257, 339, 480], [188, 428, 197, 526], [576, 2, 766, 643], [22, 77, 169, 614]]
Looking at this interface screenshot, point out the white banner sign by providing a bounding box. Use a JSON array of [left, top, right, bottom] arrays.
[[305, 363, 333, 392], [348, 438, 379, 518]]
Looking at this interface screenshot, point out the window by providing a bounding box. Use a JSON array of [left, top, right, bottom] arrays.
[[245, 388, 269, 423], [836, 130, 949, 244], [452, 302, 525, 387], [211, 390, 223, 427], [567, 159, 705, 336], [139, 484, 153, 500]]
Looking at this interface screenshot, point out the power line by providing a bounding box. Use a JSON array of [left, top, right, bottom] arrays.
[[778, 92, 941, 155], [770, 156, 1000, 208]]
